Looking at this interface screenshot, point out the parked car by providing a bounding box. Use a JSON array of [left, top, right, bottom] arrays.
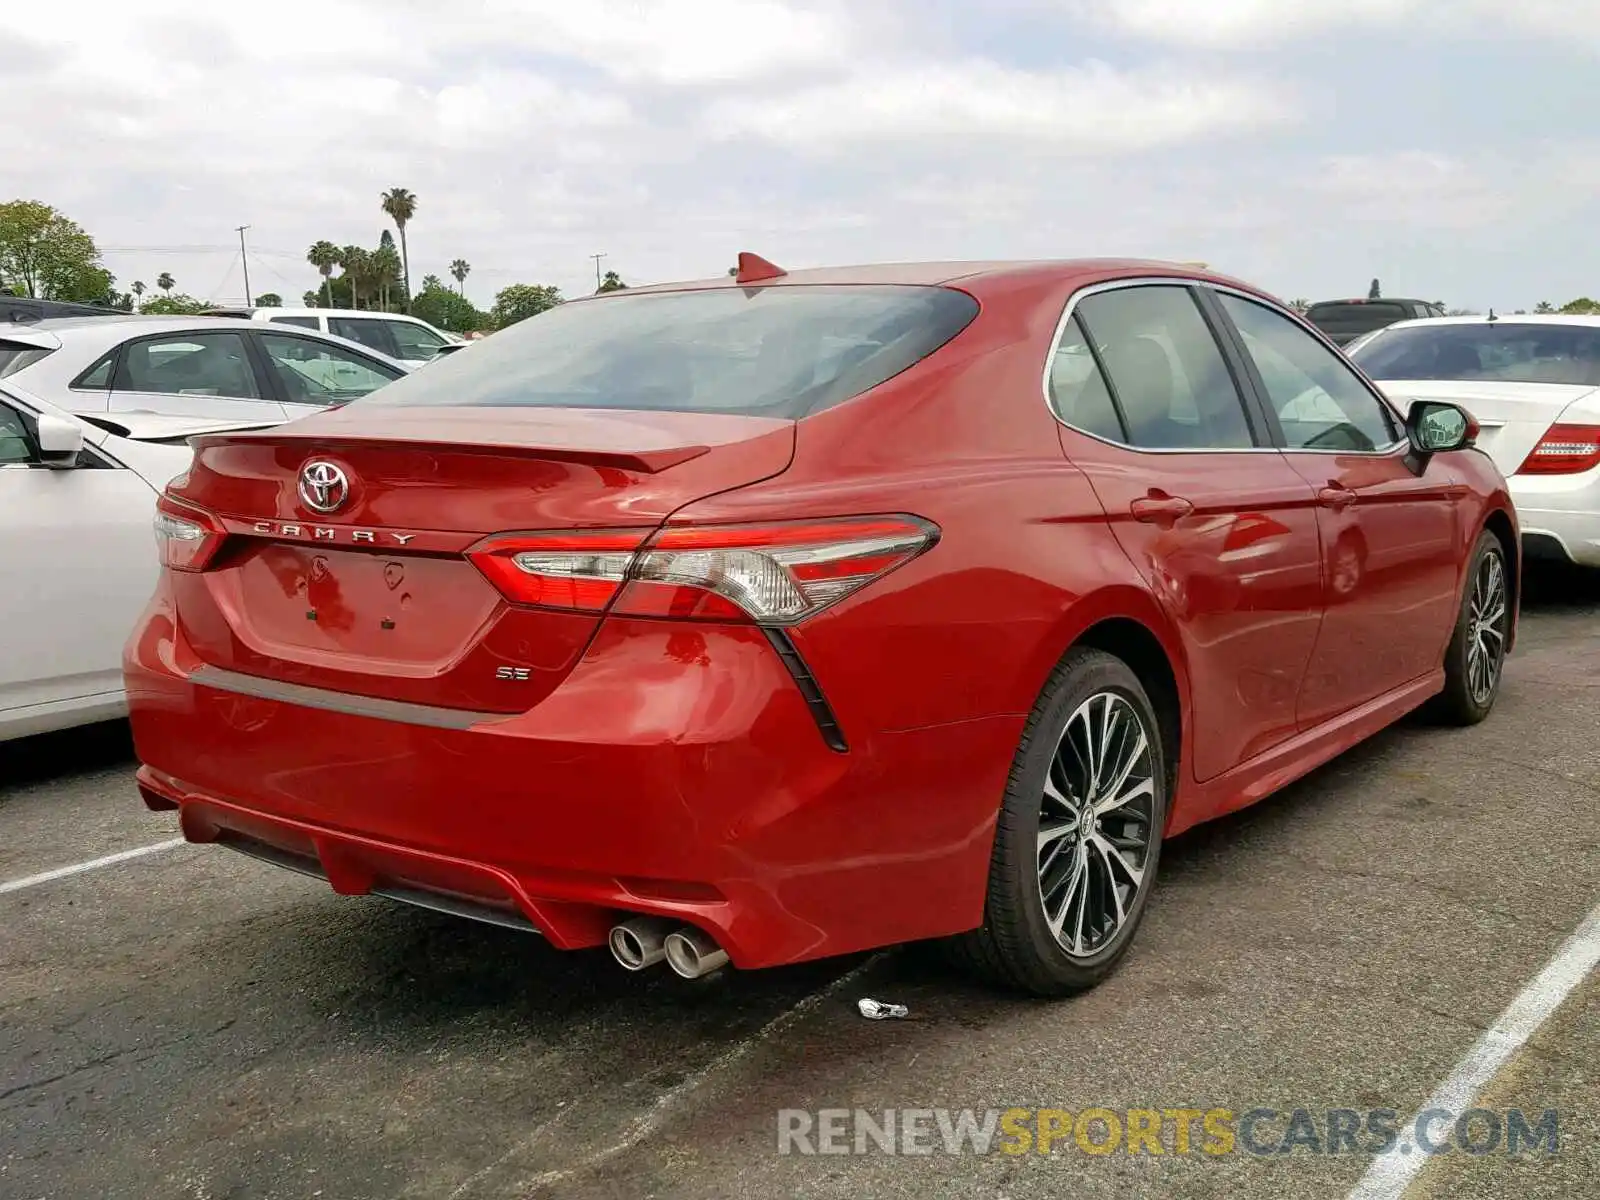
[[0, 380, 274, 741], [126, 256, 1515, 996], [0, 316, 409, 425], [1305, 298, 1445, 346], [202, 306, 460, 367], [1350, 314, 1600, 567]]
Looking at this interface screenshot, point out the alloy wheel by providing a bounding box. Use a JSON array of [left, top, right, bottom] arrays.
[[1466, 549, 1508, 706], [1036, 692, 1157, 960]]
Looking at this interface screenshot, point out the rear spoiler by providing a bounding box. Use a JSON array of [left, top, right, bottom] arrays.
[[79, 413, 283, 444]]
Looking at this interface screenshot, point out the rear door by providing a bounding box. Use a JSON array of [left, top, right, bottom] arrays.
[[1209, 291, 1465, 725], [0, 394, 159, 725], [108, 330, 286, 422], [1049, 282, 1325, 783]]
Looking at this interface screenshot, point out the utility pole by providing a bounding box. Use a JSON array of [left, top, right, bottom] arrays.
[[236, 225, 253, 306], [590, 252, 606, 289]]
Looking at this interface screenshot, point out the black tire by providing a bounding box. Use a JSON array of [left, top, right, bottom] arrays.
[[947, 647, 1169, 997], [1431, 529, 1512, 726]]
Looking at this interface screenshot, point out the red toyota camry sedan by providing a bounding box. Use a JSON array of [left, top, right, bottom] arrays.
[[126, 256, 1517, 996]]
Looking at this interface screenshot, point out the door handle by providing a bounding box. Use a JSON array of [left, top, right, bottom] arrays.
[[1317, 485, 1357, 512], [1130, 493, 1195, 525]]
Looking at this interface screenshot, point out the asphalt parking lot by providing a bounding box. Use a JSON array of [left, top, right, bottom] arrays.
[[3, 568, 1596, 1200]]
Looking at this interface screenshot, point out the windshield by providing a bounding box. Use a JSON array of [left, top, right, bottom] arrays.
[[1351, 322, 1600, 385], [359, 285, 980, 419], [1305, 302, 1412, 338], [0, 344, 53, 379]]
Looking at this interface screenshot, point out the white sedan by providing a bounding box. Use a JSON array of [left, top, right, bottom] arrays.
[[1350, 315, 1600, 567], [0, 380, 272, 741], [0, 314, 409, 426]]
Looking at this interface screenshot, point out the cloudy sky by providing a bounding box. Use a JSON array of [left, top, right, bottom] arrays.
[[10, 0, 1600, 311]]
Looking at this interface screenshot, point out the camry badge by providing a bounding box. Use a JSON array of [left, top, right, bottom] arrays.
[[298, 460, 350, 514]]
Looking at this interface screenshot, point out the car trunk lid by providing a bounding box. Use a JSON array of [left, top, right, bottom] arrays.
[[170, 405, 795, 713]]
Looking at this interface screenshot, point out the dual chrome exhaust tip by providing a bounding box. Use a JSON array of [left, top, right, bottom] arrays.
[[608, 916, 729, 979]]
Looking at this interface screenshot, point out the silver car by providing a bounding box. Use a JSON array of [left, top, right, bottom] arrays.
[[0, 315, 410, 425]]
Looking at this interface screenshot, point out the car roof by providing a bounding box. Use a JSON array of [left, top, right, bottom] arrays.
[[1371, 314, 1600, 332], [215, 306, 436, 322], [593, 257, 1274, 303], [23, 314, 268, 335], [1308, 298, 1434, 306]]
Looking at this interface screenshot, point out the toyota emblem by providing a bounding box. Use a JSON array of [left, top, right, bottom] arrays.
[[298, 460, 351, 514]]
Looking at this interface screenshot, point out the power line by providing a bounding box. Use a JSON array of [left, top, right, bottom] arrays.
[[236, 226, 252, 305], [590, 252, 606, 289]]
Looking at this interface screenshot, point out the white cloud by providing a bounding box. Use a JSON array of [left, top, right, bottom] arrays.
[[704, 60, 1293, 150], [1072, 0, 1600, 46]]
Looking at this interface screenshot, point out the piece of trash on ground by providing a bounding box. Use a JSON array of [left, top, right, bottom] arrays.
[[858, 998, 909, 1020]]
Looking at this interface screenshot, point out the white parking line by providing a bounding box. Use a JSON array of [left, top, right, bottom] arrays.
[[0, 838, 188, 896], [1347, 899, 1600, 1200]]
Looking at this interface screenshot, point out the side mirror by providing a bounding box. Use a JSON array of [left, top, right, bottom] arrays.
[[1406, 400, 1476, 455], [35, 413, 84, 468]]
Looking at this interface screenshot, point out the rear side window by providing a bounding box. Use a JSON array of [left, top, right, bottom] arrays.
[[1046, 317, 1123, 442], [360, 285, 980, 419], [0, 343, 53, 379], [1073, 286, 1256, 450], [330, 317, 402, 359], [74, 354, 114, 389], [382, 320, 447, 358], [115, 332, 261, 398], [0, 400, 35, 464], [270, 315, 321, 330]]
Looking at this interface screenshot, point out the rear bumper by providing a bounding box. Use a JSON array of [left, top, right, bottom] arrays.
[[1510, 472, 1600, 567], [126, 601, 1021, 969]]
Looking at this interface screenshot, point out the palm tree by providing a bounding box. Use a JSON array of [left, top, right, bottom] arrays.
[[131, 280, 146, 303], [450, 258, 470, 296], [157, 272, 174, 295], [338, 245, 368, 309], [372, 241, 402, 312], [380, 187, 417, 309], [307, 240, 339, 307]]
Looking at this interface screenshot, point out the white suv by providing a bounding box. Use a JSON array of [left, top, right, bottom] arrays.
[[205, 307, 460, 367]]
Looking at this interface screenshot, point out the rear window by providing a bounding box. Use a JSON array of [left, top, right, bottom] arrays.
[[1351, 322, 1600, 386], [360, 285, 981, 419], [0, 343, 53, 379], [1305, 302, 1412, 336]]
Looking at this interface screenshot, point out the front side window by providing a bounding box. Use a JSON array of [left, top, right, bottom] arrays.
[[115, 332, 260, 398], [360, 285, 980, 419], [0, 401, 35, 464], [329, 317, 401, 359], [1046, 316, 1123, 442], [383, 320, 447, 359], [1350, 321, 1600, 387], [259, 334, 403, 405], [1218, 294, 1400, 452], [1073, 286, 1256, 450]]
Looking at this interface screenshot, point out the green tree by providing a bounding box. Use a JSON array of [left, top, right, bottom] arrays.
[[131, 280, 146, 302], [254, 292, 283, 307], [307, 240, 339, 307], [157, 272, 175, 295], [1559, 297, 1600, 315], [0, 200, 111, 301], [139, 293, 211, 315], [1367, 278, 1381, 299], [596, 270, 627, 294], [490, 283, 562, 329], [338, 245, 368, 309], [411, 280, 486, 333], [1288, 297, 1310, 313], [1534, 301, 1556, 314], [380, 187, 417, 309], [373, 233, 402, 311], [450, 258, 470, 295]]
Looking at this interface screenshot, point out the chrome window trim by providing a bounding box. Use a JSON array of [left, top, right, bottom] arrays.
[[1041, 276, 1409, 458]]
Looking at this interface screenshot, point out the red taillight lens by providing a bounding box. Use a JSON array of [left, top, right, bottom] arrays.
[[1516, 424, 1600, 475], [466, 529, 650, 611], [467, 515, 939, 624], [154, 493, 224, 571]]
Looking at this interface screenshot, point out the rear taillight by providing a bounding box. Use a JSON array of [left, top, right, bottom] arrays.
[[1517, 424, 1600, 475], [154, 493, 225, 571], [466, 530, 647, 611], [467, 515, 938, 625]]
